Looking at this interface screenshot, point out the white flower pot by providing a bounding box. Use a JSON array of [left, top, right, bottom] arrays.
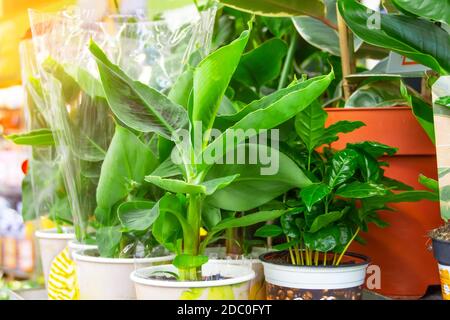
[[130, 260, 255, 300], [35, 228, 75, 287], [260, 251, 369, 300], [73, 250, 175, 300], [67, 240, 97, 260]]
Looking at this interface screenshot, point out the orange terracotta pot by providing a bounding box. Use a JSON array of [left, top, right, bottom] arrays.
[[325, 107, 441, 299]]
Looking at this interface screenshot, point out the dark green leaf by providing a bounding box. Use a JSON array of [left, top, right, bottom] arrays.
[[327, 149, 359, 188], [255, 224, 283, 237], [392, 0, 450, 24], [347, 141, 398, 158], [309, 211, 345, 233], [336, 182, 387, 198], [295, 100, 327, 152], [300, 183, 331, 211]]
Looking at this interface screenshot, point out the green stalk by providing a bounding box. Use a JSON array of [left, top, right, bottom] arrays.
[[335, 227, 360, 266], [294, 244, 301, 265], [183, 193, 203, 280], [278, 32, 298, 90], [287, 236, 296, 265]]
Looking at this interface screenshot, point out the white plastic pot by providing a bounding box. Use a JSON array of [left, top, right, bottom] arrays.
[[260, 251, 369, 300], [131, 260, 256, 300], [73, 250, 175, 300], [67, 240, 97, 260], [35, 228, 75, 286]]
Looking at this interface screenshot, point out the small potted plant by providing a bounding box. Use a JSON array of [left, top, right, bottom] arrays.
[[88, 15, 335, 298], [257, 101, 437, 300]]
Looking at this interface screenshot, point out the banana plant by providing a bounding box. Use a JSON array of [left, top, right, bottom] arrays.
[[89, 24, 334, 279]]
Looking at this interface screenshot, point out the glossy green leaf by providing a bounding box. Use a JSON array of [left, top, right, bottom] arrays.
[[338, 0, 450, 74], [392, 0, 450, 24], [6, 129, 55, 146], [336, 182, 387, 198], [295, 100, 327, 152], [233, 38, 288, 88], [354, 149, 381, 182], [304, 225, 340, 252], [192, 30, 250, 147], [309, 211, 345, 233], [96, 126, 158, 225], [89, 40, 188, 140], [206, 144, 311, 211], [255, 224, 284, 237], [300, 183, 331, 211], [327, 149, 359, 188], [118, 201, 157, 232], [201, 175, 240, 195], [347, 141, 398, 158], [220, 0, 325, 18], [318, 120, 365, 145], [281, 211, 303, 238], [202, 204, 222, 231]]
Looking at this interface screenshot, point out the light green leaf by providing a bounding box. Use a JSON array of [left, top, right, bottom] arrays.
[[418, 174, 439, 193], [193, 30, 250, 147], [96, 226, 122, 258], [6, 129, 55, 146], [255, 224, 284, 237], [201, 174, 240, 195], [220, 0, 325, 18], [144, 176, 206, 194], [173, 254, 209, 269]]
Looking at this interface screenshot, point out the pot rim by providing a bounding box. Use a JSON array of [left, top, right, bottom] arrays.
[[431, 237, 450, 246], [73, 249, 175, 265], [259, 251, 370, 269], [130, 262, 255, 288], [325, 106, 411, 112], [35, 228, 75, 240]]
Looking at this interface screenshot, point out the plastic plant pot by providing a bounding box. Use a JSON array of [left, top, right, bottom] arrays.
[[130, 261, 255, 300], [260, 251, 369, 300], [72, 249, 175, 300], [431, 238, 450, 300], [35, 228, 74, 286], [326, 106, 441, 298]]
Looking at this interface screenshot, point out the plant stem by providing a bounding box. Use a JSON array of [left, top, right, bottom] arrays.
[[294, 244, 301, 265], [278, 32, 298, 90], [287, 236, 296, 265], [323, 253, 327, 266], [337, 3, 356, 100], [332, 253, 337, 265], [299, 243, 304, 265], [335, 227, 360, 266], [314, 251, 319, 266]]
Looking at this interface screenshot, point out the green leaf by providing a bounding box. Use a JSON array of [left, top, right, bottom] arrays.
[[206, 144, 311, 211], [192, 30, 250, 147], [319, 120, 365, 145], [354, 149, 381, 182], [336, 182, 388, 198], [304, 225, 340, 252], [345, 81, 408, 108], [96, 226, 122, 258], [381, 177, 414, 191], [418, 174, 439, 193], [255, 224, 283, 238], [233, 38, 288, 88], [327, 149, 359, 188], [96, 126, 158, 225], [392, 0, 450, 25], [204, 72, 334, 165], [201, 175, 240, 195], [300, 183, 331, 211], [436, 96, 450, 108], [295, 100, 327, 152], [215, 74, 334, 130], [281, 211, 304, 238], [220, 0, 325, 18], [292, 16, 340, 56], [309, 211, 345, 233], [173, 254, 209, 269], [42, 57, 80, 102], [338, 0, 450, 74], [150, 157, 182, 178], [168, 69, 193, 109], [145, 176, 206, 194], [347, 141, 398, 158], [89, 40, 188, 140], [6, 129, 55, 146], [202, 204, 222, 231], [118, 201, 157, 232]]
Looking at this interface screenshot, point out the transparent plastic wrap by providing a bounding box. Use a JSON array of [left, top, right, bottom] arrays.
[[28, 5, 216, 248], [19, 38, 72, 232]]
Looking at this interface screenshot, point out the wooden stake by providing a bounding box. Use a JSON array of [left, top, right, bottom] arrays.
[[337, 5, 356, 100]]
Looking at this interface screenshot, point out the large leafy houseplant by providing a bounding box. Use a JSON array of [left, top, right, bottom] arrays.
[[88, 21, 335, 279], [255, 101, 438, 266]]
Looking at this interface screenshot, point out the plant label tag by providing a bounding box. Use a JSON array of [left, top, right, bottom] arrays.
[[386, 52, 430, 75]]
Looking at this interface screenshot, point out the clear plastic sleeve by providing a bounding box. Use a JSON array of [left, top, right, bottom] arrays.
[[28, 5, 216, 244]]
